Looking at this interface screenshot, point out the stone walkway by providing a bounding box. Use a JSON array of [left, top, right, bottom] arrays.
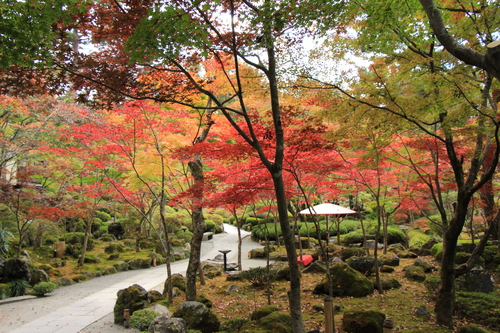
[[0, 225, 267, 333]]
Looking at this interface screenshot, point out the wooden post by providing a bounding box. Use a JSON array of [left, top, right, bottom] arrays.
[[324, 296, 335, 333], [152, 258, 157, 267], [124, 309, 130, 328], [53, 241, 65, 259]]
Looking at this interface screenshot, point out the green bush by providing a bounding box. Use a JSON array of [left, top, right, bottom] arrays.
[[44, 237, 58, 246], [481, 245, 500, 269], [455, 292, 500, 331], [251, 223, 282, 241], [95, 210, 111, 222], [32, 282, 57, 296], [8, 279, 31, 297], [239, 266, 278, 288], [205, 219, 216, 232], [408, 229, 430, 248], [0, 283, 11, 299], [245, 217, 262, 227], [298, 222, 327, 240], [347, 256, 382, 276], [341, 231, 365, 246], [129, 308, 160, 331]]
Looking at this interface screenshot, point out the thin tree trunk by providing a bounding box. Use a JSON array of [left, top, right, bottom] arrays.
[[79, 217, 93, 267], [185, 157, 206, 301]]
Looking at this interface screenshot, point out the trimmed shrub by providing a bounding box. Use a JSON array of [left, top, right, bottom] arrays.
[[251, 223, 282, 241], [32, 281, 57, 296], [129, 308, 160, 331]]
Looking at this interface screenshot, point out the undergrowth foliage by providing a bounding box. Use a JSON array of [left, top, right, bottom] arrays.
[[454, 292, 500, 331], [239, 266, 278, 287]]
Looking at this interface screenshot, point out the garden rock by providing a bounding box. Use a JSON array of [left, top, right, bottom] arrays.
[[29, 269, 50, 285], [149, 303, 172, 317], [403, 265, 426, 282], [148, 290, 165, 304], [456, 268, 495, 293], [415, 305, 429, 316], [196, 294, 213, 308], [114, 261, 129, 272], [128, 258, 150, 270], [395, 249, 418, 258], [379, 253, 399, 266], [270, 261, 291, 281], [54, 277, 74, 286], [248, 248, 267, 259], [313, 263, 374, 297], [164, 274, 186, 296], [243, 306, 292, 333], [413, 258, 435, 273], [114, 284, 148, 325], [148, 317, 187, 333], [342, 310, 386, 333], [226, 284, 238, 292], [173, 301, 220, 333], [202, 264, 223, 279], [372, 277, 401, 291], [269, 251, 288, 261], [2, 258, 30, 283], [303, 260, 327, 274], [419, 238, 440, 256], [364, 240, 383, 250], [258, 311, 293, 333], [251, 305, 280, 321], [380, 265, 395, 273]]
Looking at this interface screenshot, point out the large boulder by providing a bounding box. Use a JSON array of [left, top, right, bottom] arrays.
[[173, 301, 220, 333], [128, 258, 150, 270], [3, 258, 30, 283], [303, 260, 327, 274], [419, 238, 440, 256], [403, 265, 426, 282], [163, 273, 186, 296], [313, 263, 374, 298], [342, 310, 386, 333], [379, 253, 400, 267], [114, 284, 148, 325], [148, 317, 187, 333], [29, 269, 50, 285], [241, 306, 292, 333], [456, 268, 495, 293]]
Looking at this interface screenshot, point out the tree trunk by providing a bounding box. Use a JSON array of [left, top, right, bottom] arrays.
[[271, 171, 305, 333], [185, 157, 206, 301], [435, 227, 459, 327], [79, 217, 93, 267]]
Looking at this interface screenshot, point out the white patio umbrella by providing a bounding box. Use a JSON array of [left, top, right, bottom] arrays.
[[299, 203, 356, 216], [299, 203, 356, 246]]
